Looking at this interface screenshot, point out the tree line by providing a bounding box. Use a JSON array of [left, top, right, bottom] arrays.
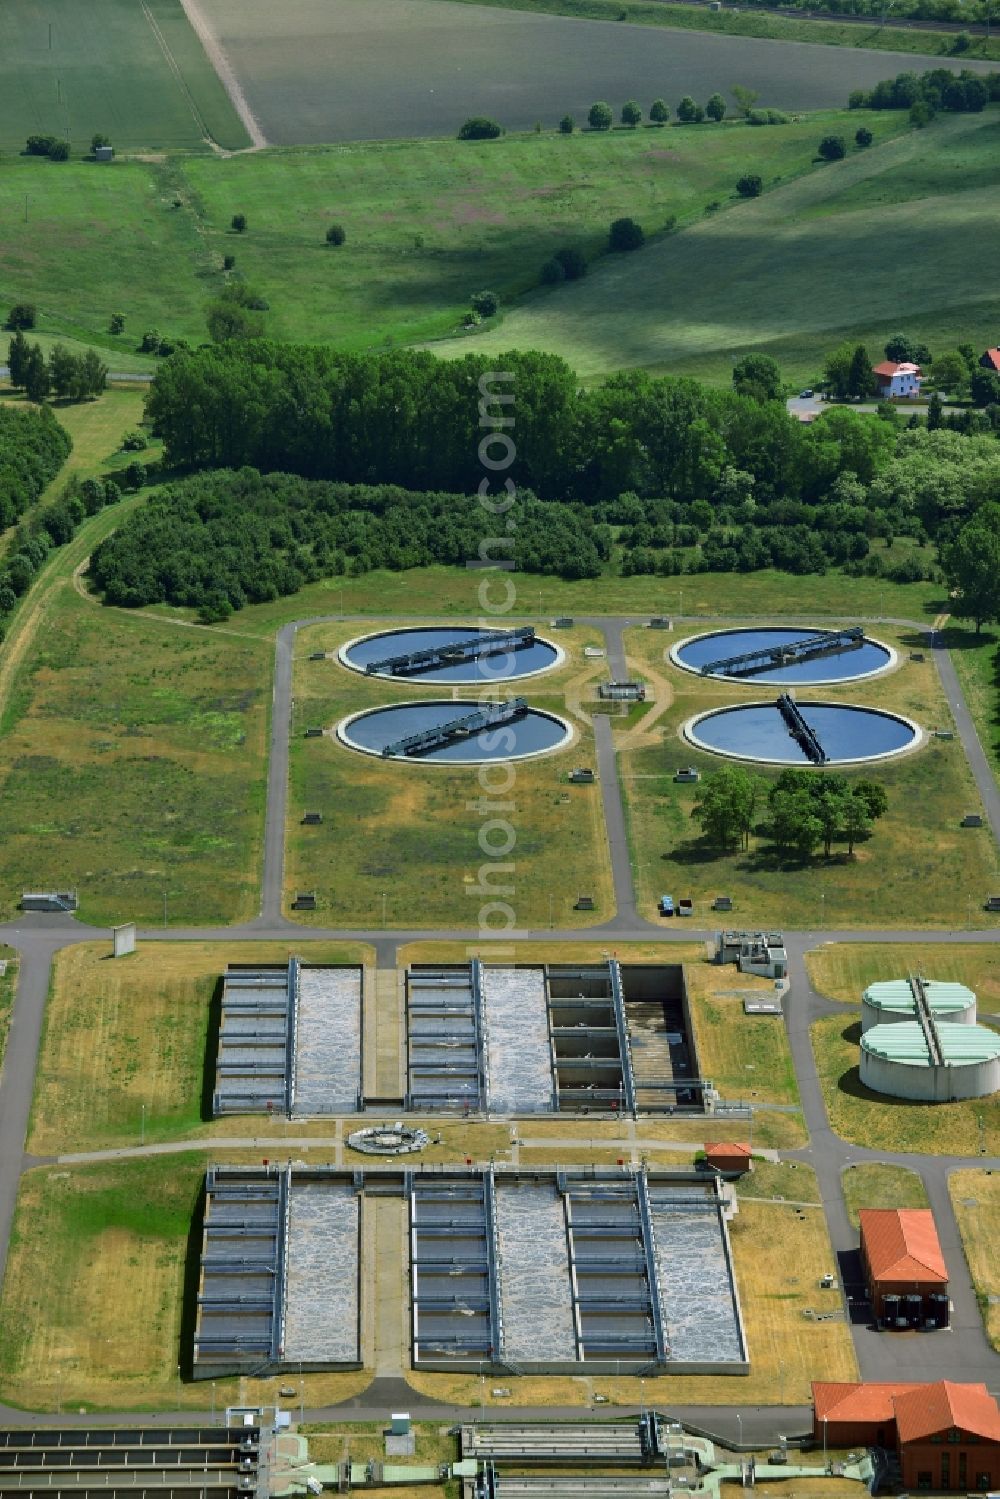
[[142, 342, 909, 505], [7, 331, 108, 404], [849, 66, 1000, 118], [88, 468, 607, 617], [0, 471, 123, 635], [0, 402, 71, 531]]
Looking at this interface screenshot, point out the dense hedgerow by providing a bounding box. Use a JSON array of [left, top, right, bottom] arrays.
[[89, 469, 608, 613], [0, 404, 72, 529]]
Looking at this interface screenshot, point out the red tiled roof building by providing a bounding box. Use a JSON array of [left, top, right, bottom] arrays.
[[813, 1381, 1000, 1492], [858, 1207, 949, 1324], [703, 1142, 752, 1175]]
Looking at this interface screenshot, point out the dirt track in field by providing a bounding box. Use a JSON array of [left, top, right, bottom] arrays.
[[177, 0, 268, 148]]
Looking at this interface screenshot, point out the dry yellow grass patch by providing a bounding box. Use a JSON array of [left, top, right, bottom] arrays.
[[399, 940, 708, 966], [30, 940, 373, 1155], [686, 964, 800, 1108], [948, 1168, 1000, 1350], [807, 944, 1000, 1008]]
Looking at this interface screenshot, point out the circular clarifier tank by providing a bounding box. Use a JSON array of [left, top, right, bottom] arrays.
[[339, 625, 562, 683], [684, 700, 921, 766], [671, 627, 894, 685], [338, 699, 573, 764]]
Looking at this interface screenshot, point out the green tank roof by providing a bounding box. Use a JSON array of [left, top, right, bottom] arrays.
[[862, 978, 976, 1017], [861, 1020, 1000, 1067]]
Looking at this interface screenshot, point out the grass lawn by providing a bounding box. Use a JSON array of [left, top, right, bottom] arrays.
[[285, 621, 614, 927], [29, 941, 372, 1156], [410, 1180, 856, 1405], [2, 108, 901, 358], [947, 1168, 1000, 1350], [0, 946, 18, 1071], [0, 0, 247, 152], [806, 944, 1000, 1012], [0, 1158, 370, 1412], [840, 1162, 929, 1228], [947, 620, 1000, 789], [620, 621, 1000, 928], [810, 1011, 1000, 1155], [438, 0, 1000, 61], [193, 564, 943, 632], [684, 963, 803, 1111], [0, 583, 271, 927], [437, 109, 1000, 382], [740, 1159, 821, 1204]]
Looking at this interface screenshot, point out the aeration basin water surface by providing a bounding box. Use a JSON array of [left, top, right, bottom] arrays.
[[338, 700, 572, 763], [685, 701, 921, 766], [340, 626, 561, 682], [671, 627, 893, 685]]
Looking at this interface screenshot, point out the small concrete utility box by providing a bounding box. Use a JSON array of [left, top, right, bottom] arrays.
[[389, 1414, 410, 1436], [94, 145, 114, 162]]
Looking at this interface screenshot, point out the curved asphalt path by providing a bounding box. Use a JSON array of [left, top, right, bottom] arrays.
[[0, 610, 997, 1421]]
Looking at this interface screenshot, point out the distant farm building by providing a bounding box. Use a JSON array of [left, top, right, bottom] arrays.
[[813, 1380, 1000, 1492], [858, 1208, 949, 1327], [873, 360, 922, 398], [980, 348, 1000, 373]]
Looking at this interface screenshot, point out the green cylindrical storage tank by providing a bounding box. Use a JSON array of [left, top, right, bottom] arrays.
[[860, 979, 976, 1034], [860, 1021, 1000, 1102]]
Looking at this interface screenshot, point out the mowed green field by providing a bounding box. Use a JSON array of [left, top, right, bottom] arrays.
[[0, 0, 247, 152], [436, 108, 1000, 381], [0, 158, 217, 359], [2, 111, 907, 360]]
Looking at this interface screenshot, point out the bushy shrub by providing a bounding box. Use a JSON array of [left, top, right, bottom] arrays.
[[609, 217, 644, 251], [25, 134, 57, 156], [7, 303, 37, 330], [621, 99, 642, 126], [736, 173, 763, 197], [121, 430, 148, 452], [818, 134, 847, 160], [48, 140, 70, 161], [541, 259, 566, 285], [558, 114, 575, 133], [458, 116, 503, 139], [470, 290, 499, 318], [705, 93, 727, 120], [231, 213, 247, 232], [554, 247, 587, 280], [326, 223, 346, 245], [855, 126, 874, 146], [649, 99, 669, 124], [588, 101, 613, 130]]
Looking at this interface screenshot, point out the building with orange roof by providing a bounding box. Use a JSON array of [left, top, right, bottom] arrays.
[[858, 1207, 949, 1326], [703, 1142, 752, 1175], [873, 359, 922, 398], [813, 1380, 1000, 1491], [980, 348, 1000, 373]]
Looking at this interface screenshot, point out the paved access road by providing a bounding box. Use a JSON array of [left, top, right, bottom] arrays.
[[0, 609, 996, 1422]]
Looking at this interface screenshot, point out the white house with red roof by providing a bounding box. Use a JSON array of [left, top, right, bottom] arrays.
[[873, 360, 922, 397]]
